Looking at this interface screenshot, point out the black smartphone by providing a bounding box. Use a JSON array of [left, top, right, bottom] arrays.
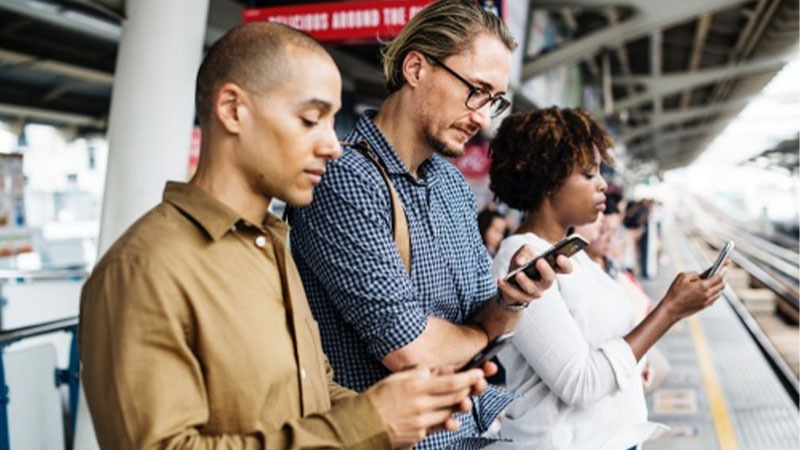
[[701, 241, 734, 279], [504, 235, 589, 286], [457, 332, 514, 372]]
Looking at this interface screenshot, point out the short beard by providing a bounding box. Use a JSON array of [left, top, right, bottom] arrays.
[[422, 124, 464, 158]]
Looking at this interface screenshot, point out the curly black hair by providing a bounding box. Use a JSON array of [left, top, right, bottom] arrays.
[[489, 106, 614, 212]]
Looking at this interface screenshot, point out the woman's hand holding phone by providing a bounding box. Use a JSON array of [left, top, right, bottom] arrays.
[[662, 259, 730, 322], [624, 247, 732, 361]]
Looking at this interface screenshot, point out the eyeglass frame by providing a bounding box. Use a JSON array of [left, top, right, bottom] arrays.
[[422, 52, 511, 118]]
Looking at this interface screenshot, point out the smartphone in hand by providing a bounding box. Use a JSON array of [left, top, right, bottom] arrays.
[[457, 332, 514, 372], [701, 241, 734, 279], [504, 235, 589, 286]]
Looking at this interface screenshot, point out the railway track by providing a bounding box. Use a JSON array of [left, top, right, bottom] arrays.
[[678, 195, 799, 405], [684, 195, 799, 320]]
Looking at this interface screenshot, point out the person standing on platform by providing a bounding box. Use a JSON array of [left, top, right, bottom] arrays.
[[79, 22, 492, 450], [288, 1, 570, 448], [487, 107, 729, 450]]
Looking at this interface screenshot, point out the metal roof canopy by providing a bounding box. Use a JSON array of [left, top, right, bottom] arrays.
[[0, 0, 239, 132], [523, 0, 798, 172], [0, 0, 797, 174]]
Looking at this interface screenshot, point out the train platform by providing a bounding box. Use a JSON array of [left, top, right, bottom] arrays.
[[0, 212, 797, 450], [640, 217, 799, 450]]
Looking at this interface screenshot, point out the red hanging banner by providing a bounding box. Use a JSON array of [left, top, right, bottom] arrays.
[[453, 139, 491, 179], [242, 1, 436, 43]]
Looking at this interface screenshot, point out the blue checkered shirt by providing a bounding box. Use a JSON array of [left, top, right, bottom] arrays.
[[289, 111, 515, 449]]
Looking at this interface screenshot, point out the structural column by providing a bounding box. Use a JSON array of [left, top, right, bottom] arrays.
[[76, 1, 209, 449], [97, 0, 210, 255]]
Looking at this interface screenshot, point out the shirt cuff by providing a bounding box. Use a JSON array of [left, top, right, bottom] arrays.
[[473, 384, 519, 433], [599, 338, 639, 392], [328, 395, 391, 449], [368, 309, 428, 359]]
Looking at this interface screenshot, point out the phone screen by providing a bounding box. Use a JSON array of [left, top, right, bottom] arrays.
[[701, 241, 734, 279], [505, 235, 589, 285], [457, 332, 514, 372]]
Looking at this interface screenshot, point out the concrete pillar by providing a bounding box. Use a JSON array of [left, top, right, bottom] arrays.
[[76, 1, 209, 448], [96, 0, 209, 255]]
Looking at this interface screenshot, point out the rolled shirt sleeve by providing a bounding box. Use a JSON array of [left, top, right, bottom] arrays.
[[599, 338, 640, 393]]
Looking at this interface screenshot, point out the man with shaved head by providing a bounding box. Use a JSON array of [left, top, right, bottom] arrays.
[[79, 22, 489, 450]]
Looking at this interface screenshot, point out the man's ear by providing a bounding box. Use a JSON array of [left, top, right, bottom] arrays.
[[214, 82, 247, 134], [401, 50, 428, 89]]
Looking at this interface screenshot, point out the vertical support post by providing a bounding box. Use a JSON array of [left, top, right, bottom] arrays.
[[97, 0, 210, 255], [602, 50, 614, 115], [0, 345, 10, 450]]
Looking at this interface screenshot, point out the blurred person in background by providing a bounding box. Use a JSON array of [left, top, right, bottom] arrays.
[[621, 199, 649, 274], [478, 207, 508, 258], [487, 106, 729, 450], [579, 199, 672, 394]]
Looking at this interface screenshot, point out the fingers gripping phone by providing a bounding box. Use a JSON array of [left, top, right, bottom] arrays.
[[701, 241, 734, 279], [504, 235, 589, 286], [457, 332, 514, 372]]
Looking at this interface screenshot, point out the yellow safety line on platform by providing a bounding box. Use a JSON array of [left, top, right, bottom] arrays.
[[665, 233, 740, 450]]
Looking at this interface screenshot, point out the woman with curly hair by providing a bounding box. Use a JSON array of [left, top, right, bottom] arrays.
[[487, 107, 729, 450]]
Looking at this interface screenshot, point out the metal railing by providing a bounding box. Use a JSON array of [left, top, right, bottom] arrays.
[[0, 312, 81, 450], [0, 317, 78, 346], [0, 268, 88, 283]]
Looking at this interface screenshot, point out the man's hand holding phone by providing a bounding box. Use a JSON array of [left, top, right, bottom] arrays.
[[365, 365, 489, 448], [473, 241, 574, 341], [498, 239, 579, 310]]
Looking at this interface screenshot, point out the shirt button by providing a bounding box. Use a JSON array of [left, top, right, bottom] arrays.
[[255, 236, 267, 248], [300, 367, 307, 379]]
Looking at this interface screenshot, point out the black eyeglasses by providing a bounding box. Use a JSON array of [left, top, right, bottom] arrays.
[[424, 53, 511, 118]]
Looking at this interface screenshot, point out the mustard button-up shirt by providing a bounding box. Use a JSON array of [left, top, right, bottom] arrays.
[[80, 182, 389, 449]]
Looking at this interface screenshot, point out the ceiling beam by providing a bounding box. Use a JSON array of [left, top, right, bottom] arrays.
[[680, 13, 712, 108], [608, 52, 793, 113], [0, 102, 105, 128], [522, 0, 750, 80], [707, 0, 773, 107], [612, 53, 792, 88], [0, 0, 240, 49], [42, 80, 84, 102], [0, 0, 121, 42], [620, 96, 753, 141], [0, 47, 113, 84], [628, 122, 729, 155]]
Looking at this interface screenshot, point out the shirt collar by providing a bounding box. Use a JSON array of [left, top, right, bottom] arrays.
[[164, 181, 290, 241], [354, 110, 437, 182], [163, 181, 242, 241]]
